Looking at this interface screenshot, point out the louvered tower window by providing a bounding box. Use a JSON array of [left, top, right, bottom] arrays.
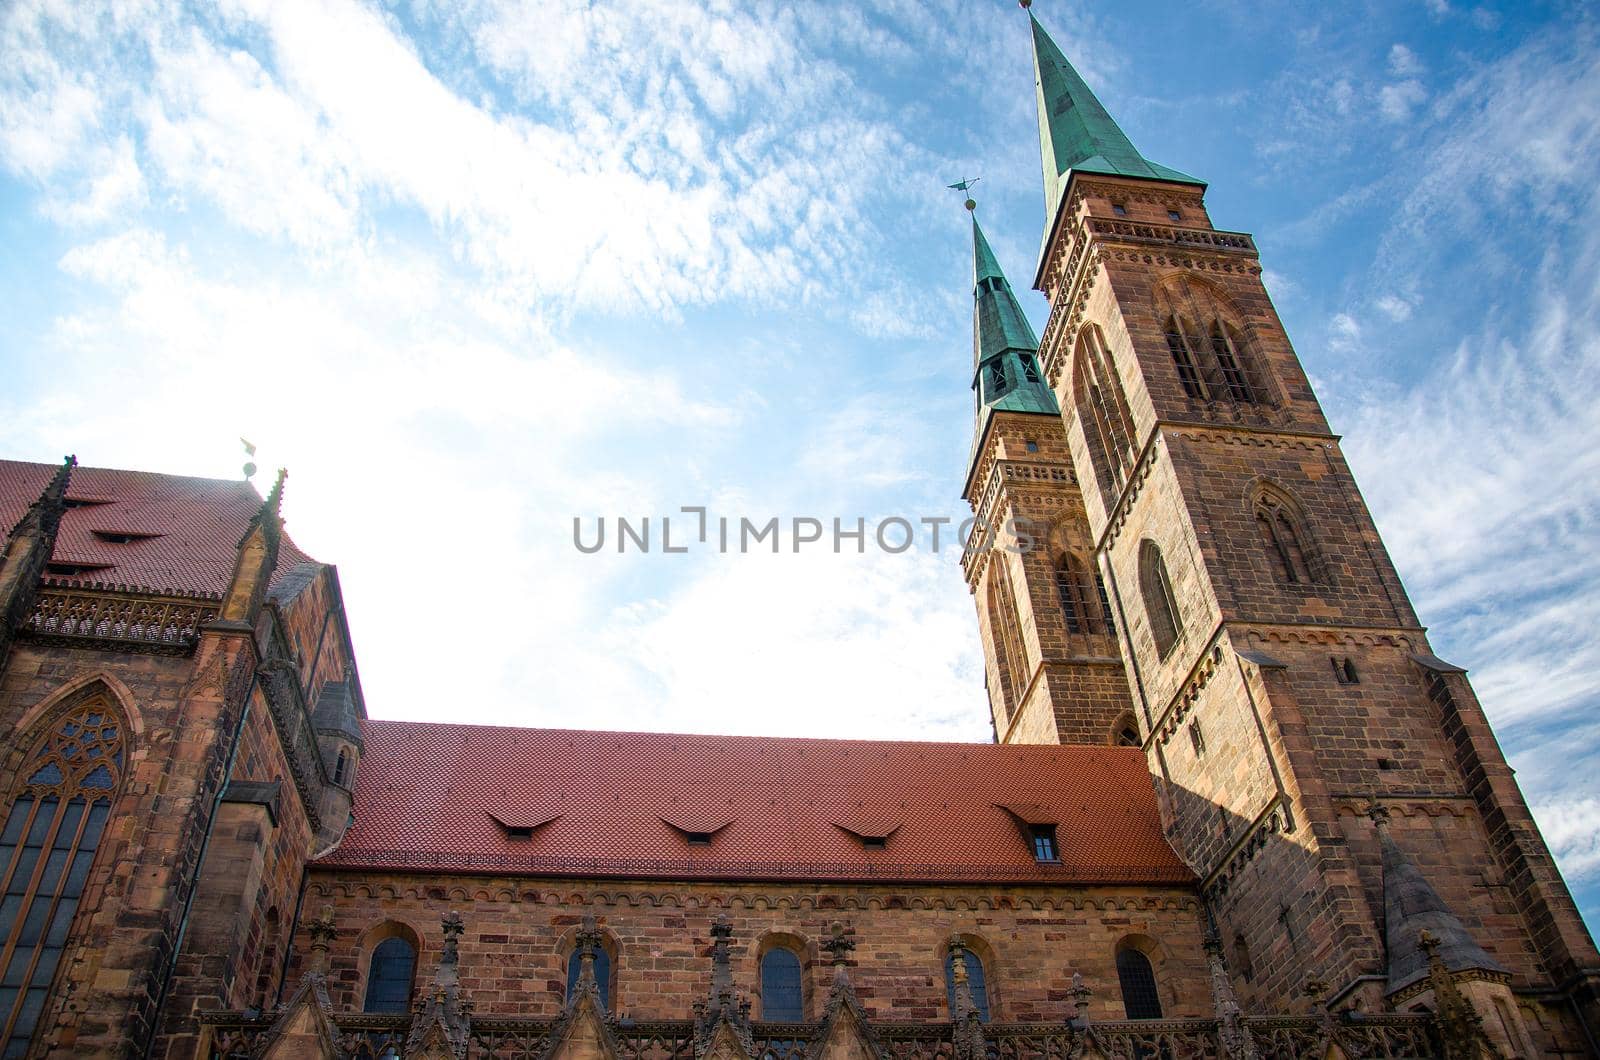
[[0, 702, 123, 1057], [1164, 318, 1205, 399], [760, 948, 804, 1021], [1210, 323, 1257, 403]]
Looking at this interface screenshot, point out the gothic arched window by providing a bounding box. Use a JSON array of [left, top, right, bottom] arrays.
[[1253, 490, 1320, 586], [0, 700, 124, 1056], [987, 566, 1028, 718], [1073, 327, 1139, 507], [1163, 317, 1205, 399], [944, 947, 991, 1023], [333, 749, 348, 786], [1054, 554, 1111, 636], [566, 940, 613, 1011], [1210, 323, 1257, 403], [1116, 946, 1163, 1019], [1138, 541, 1182, 658], [363, 936, 417, 1013], [760, 947, 804, 1021]]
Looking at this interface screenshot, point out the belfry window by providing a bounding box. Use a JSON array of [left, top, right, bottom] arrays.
[[1164, 318, 1205, 399], [760, 947, 804, 1021], [1210, 323, 1257, 403], [1020, 352, 1040, 384], [1053, 554, 1110, 636], [0, 702, 124, 1055]]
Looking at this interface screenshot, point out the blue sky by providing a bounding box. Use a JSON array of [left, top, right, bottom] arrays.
[[2, 0, 1596, 928]]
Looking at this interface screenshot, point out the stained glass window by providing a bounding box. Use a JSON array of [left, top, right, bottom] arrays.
[[0, 701, 123, 1057]]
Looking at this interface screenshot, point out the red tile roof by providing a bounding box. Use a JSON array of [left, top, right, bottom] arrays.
[[0, 459, 314, 598], [323, 721, 1193, 886]]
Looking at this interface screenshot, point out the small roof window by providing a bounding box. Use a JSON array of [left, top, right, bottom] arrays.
[[1030, 824, 1059, 863]]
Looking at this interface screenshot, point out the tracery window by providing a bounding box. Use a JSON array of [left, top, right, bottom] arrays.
[[1053, 554, 1111, 636], [1164, 317, 1205, 400], [1116, 946, 1163, 1019], [1158, 294, 1267, 408], [987, 567, 1028, 719], [760, 947, 804, 1021], [1073, 326, 1139, 506], [944, 947, 991, 1023], [0, 701, 124, 1056], [363, 936, 417, 1013], [1253, 490, 1320, 586], [1138, 542, 1182, 659]]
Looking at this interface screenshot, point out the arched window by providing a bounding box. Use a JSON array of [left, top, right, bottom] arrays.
[[1053, 554, 1110, 636], [1073, 327, 1139, 506], [944, 947, 991, 1023], [1116, 947, 1163, 1019], [986, 566, 1028, 718], [1164, 317, 1205, 399], [0, 700, 124, 1055], [1117, 725, 1141, 747], [1209, 323, 1257, 403], [566, 942, 613, 1011], [1253, 490, 1320, 586], [333, 749, 348, 786], [760, 947, 804, 1021], [363, 936, 417, 1013], [1138, 541, 1182, 658]]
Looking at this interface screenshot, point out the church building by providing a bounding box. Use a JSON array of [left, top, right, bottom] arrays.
[[0, 10, 1594, 1059]]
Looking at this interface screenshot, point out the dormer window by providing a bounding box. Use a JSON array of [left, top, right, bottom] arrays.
[[684, 832, 713, 846], [860, 835, 887, 850], [44, 562, 113, 577], [91, 530, 161, 544], [1030, 824, 1059, 862], [505, 826, 534, 841]]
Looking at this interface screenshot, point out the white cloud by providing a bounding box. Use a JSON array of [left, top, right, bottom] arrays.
[[1379, 79, 1427, 123], [1374, 293, 1414, 321], [1388, 43, 1425, 77]]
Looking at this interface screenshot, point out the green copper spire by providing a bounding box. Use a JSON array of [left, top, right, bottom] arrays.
[[965, 213, 1059, 489], [1030, 12, 1202, 233]]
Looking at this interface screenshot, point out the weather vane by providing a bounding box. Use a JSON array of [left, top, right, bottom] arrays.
[[946, 177, 981, 212], [240, 437, 258, 481]]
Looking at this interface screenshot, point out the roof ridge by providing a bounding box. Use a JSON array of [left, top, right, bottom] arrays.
[[359, 717, 1147, 753]]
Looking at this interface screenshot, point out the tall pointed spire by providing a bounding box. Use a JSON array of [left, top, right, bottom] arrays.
[[1028, 11, 1201, 237], [964, 210, 1059, 486]]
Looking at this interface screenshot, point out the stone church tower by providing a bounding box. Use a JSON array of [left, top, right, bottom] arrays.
[[964, 8, 1600, 1048]]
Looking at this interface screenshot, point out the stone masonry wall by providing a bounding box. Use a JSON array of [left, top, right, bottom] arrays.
[[292, 875, 1211, 1025]]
